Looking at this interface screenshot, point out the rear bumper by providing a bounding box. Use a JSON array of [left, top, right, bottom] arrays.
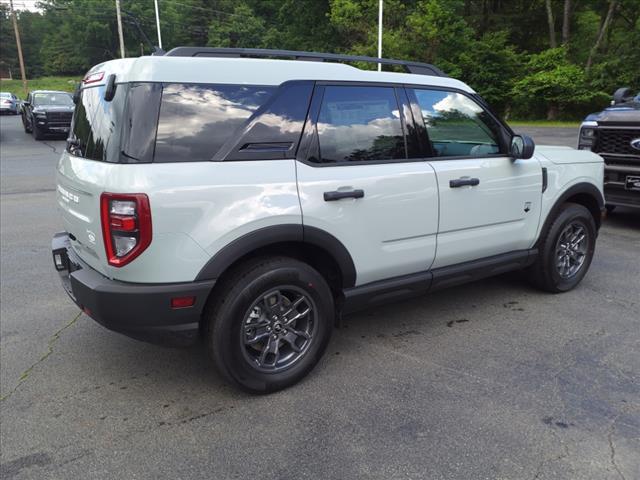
[[52, 232, 215, 346]]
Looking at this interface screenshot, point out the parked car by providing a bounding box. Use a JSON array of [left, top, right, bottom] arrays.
[[21, 90, 74, 140], [52, 48, 604, 393], [578, 87, 640, 211], [0, 92, 19, 115]]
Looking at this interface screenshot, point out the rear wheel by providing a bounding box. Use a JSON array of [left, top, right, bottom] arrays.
[[205, 256, 334, 393], [528, 203, 596, 293]]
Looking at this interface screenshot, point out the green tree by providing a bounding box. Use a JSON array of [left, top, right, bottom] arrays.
[[207, 3, 266, 48], [511, 47, 606, 119]]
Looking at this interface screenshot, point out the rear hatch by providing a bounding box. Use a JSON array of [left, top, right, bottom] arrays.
[[56, 61, 133, 276], [57, 154, 111, 275]]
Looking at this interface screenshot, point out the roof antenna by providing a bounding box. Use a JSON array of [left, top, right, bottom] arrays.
[[122, 10, 165, 56]]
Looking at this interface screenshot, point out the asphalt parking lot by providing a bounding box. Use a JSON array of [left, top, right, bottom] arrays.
[[1, 116, 639, 479]]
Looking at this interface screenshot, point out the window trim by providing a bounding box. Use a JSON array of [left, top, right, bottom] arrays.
[[405, 84, 512, 160], [298, 81, 417, 168], [217, 80, 313, 162]]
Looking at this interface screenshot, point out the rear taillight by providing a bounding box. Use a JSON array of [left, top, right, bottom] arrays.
[[100, 193, 152, 267]]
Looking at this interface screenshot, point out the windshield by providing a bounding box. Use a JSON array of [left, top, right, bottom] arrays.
[[33, 93, 73, 106], [0, 93, 12, 98]]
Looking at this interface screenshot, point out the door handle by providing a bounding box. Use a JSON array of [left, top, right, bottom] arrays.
[[323, 189, 365, 201], [449, 177, 480, 188]]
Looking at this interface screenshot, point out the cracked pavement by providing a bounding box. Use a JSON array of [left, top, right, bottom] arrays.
[[1, 117, 639, 479]]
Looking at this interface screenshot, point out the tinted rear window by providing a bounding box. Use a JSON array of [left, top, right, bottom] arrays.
[[69, 82, 276, 162], [69, 84, 127, 162], [154, 84, 276, 162]]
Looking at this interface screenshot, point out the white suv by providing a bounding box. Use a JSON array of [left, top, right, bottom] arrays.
[[52, 48, 605, 392]]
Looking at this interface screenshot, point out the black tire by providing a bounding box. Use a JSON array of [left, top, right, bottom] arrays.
[[23, 115, 32, 133], [528, 203, 596, 293], [205, 256, 334, 393], [32, 123, 44, 140]]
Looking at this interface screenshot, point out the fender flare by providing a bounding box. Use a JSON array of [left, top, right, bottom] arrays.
[[195, 224, 357, 288], [536, 181, 604, 246]]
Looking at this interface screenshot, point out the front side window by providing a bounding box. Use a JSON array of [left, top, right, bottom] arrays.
[[412, 89, 502, 157], [316, 86, 406, 163], [154, 84, 276, 162]]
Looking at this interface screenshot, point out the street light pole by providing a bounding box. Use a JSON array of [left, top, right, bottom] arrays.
[[9, 0, 28, 95], [154, 0, 163, 50], [115, 0, 126, 58], [377, 0, 383, 71]]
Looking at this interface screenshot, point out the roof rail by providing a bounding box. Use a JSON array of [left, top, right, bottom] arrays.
[[163, 47, 447, 77]]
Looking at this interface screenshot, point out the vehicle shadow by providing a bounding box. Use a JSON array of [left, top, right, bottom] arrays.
[[603, 207, 640, 229]]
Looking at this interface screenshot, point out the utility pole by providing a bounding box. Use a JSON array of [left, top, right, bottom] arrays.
[[377, 0, 383, 71], [154, 0, 163, 50], [9, 0, 27, 95], [115, 0, 125, 58]]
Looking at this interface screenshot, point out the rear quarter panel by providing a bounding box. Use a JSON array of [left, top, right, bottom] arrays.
[[57, 155, 301, 283]]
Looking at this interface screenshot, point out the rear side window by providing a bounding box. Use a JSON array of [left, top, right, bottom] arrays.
[[154, 84, 276, 162], [411, 89, 502, 157], [316, 86, 406, 163]]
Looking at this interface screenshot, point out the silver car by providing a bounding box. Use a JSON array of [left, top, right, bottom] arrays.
[[0, 92, 20, 115]]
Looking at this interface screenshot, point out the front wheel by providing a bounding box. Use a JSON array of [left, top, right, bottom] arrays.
[[527, 203, 596, 293], [205, 256, 334, 393], [23, 115, 32, 133], [32, 123, 44, 140]]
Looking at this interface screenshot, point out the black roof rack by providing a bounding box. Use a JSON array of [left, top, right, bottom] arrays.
[[163, 47, 447, 77]]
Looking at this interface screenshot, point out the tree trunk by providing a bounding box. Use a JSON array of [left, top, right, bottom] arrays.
[[546, 0, 557, 48], [562, 0, 571, 44], [547, 103, 559, 121], [586, 0, 617, 72]]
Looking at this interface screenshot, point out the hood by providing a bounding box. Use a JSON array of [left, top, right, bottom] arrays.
[[535, 145, 603, 165], [584, 105, 640, 125]]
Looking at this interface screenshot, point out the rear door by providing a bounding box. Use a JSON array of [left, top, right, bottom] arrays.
[[296, 84, 439, 286], [408, 87, 542, 268]]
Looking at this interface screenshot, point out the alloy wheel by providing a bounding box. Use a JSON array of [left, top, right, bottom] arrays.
[[240, 286, 317, 373], [555, 221, 589, 279]]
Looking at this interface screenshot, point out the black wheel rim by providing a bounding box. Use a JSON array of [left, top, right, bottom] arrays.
[[240, 286, 317, 373], [555, 221, 589, 279]]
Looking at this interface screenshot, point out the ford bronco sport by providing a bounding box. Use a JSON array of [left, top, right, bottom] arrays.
[[52, 48, 605, 393]]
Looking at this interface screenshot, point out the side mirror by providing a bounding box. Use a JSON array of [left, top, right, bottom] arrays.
[[511, 134, 535, 159], [612, 87, 632, 105], [104, 74, 117, 102], [72, 83, 81, 104]]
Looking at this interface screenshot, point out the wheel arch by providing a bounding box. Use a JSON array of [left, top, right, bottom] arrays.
[[536, 182, 604, 247], [195, 224, 357, 291]]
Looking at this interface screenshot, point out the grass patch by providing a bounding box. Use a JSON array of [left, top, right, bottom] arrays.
[[0, 76, 80, 99], [507, 120, 581, 128]]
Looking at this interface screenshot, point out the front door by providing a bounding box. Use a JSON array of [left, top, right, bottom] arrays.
[[409, 87, 542, 268], [296, 84, 439, 286]]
